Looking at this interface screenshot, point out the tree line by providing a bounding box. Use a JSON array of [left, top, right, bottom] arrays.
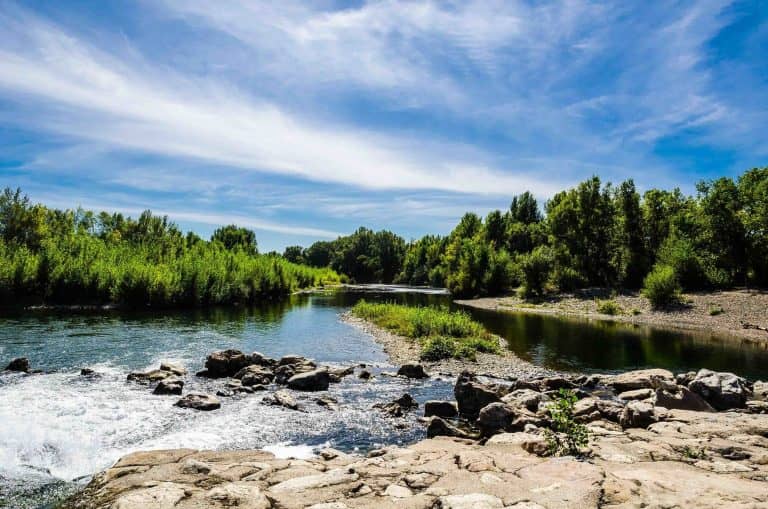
[[288, 167, 767, 302], [0, 189, 340, 308]]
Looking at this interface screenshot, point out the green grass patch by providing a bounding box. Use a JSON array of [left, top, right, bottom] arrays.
[[351, 300, 500, 361], [596, 299, 622, 315], [708, 305, 724, 316]]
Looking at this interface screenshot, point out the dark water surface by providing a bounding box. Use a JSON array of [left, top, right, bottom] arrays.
[[1, 285, 767, 508]]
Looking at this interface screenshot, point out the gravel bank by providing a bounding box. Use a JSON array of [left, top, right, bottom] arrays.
[[341, 312, 555, 380], [456, 288, 768, 343]]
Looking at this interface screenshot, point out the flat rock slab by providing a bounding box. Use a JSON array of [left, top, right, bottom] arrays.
[[62, 410, 768, 509]]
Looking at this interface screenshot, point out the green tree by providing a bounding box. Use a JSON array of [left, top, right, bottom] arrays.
[[283, 245, 305, 265], [211, 224, 258, 255]]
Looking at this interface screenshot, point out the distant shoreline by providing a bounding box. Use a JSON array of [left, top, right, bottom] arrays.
[[455, 288, 768, 345]]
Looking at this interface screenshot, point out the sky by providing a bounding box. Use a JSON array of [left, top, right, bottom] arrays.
[[0, 0, 766, 252]]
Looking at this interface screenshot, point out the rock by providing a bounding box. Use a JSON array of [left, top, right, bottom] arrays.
[[127, 369, 173, 384], [174, 393, 221, 411], [653, 387, 714, 412], [485, 432, 549, 455], [153, 378, 184, 395], [541, 376, 575, 391], [375, 394, 418, 417], [502, 389, 542, 412], [438, 493, 504, 509], [620, 401, 658, 428], [204, 349, 252, 378], [287, 369, 330, 391], [607, 368, 676, 393], [676, 371, 697, 386], [688, 369, 750, 410], [358, 369, 372, 380], [397, 362, 428, 379], [424, 400, 458, 418], [596, 399, 626, 423], [384, 484, 413, 498], [477, 402, 515, 437], [5, 357, 30, 373], [80, 368, 95, 376], [159, 362, 186, 376], [618, 388, 654, 401], [753, 380, 768, 401], [328, 366, 354, 383], [278, 354, 312, 367], [426, 416, 475, 439], [316, 396, 338, 409], [262, 390, 300, 410], [454, 371, 502, 418], [112, 482, 187, 509], [248, 351, 277, 367], [235, 365, 275, 386]]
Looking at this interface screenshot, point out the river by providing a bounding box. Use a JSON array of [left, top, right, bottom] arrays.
[[1, 286, 767, 508]]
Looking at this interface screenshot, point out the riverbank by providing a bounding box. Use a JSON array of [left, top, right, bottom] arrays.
[[342, 312, 554, 379], [457, 288, 768, 343]]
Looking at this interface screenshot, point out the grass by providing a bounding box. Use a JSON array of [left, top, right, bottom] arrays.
[[350, 300, 500, 361], [596, 299, 622, 315], [708, 305, 724, 316]]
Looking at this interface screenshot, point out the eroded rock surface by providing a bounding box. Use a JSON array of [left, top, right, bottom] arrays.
[[63, 408, 768, 509]]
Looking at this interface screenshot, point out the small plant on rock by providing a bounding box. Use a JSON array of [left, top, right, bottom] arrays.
[[544, 389, 589, 457]]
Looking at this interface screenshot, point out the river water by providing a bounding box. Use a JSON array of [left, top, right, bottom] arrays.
[[1, 286, 767, 508]]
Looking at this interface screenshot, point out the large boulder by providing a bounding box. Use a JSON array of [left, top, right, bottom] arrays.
[[287, 369, 330, 391], [262, 390, 300, 410], [502, 389, 542, 412], [154, 378, 184, 395], [5, 357, 30, 373], [477, 403, 515, 437], [454, 371, 502, 418], [159, 362, 187, 376], [175, 393, 221, 411], [375, 394, 418, 417], [688, 369, 750, 410], [620, 401, 658, 429], [426, 416, 475, 439], [424, 400, 458, 418], [397, 363, 428, 379], [607, 369, 676, 393], [653, 387, 714, 412], [204, 349, 252, 378], [595, 399, 625, 423], [127, 369, 174, 384]]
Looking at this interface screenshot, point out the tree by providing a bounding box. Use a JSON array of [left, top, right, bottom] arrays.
[[738, 168, 768, 286], [614, 180, 647, 288], [283, 245, 305, 265], [211, 225, 258, 255], [484, 210, 506, 248], [510, 191, 542, 224], [304, 241, 334, 268]]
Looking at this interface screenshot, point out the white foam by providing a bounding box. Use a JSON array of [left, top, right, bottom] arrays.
[[263, 442, 323, 459]]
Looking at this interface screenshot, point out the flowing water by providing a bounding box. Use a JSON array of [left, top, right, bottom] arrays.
[[1, 286, 767, 508]]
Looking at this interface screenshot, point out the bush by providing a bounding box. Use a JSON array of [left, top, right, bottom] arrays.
[[553, 265, 587, 292], [420, 336, 457, 361], [642, 264, 681, 309], [596, 299, 622, 315], [518, 246, 553, 300], [544, 389, 589, 456]]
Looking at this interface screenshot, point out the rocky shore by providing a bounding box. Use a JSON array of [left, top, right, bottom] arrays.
[[457, 288, 768, 343], [61, 362, 768, 508]]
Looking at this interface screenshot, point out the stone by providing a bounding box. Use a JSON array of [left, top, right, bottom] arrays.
[[454, 371, 502, 418], [80, 368, 95, 376], [375, 393, 418, 417], [328, 366, 354, 383], [618, 388, 654, 401], [153, 378, 184, 395], [112, 482, 187, 509], [607, 368, 676, 393], [688, 369, 750, 410], [477, 402, 515, 437], [502, 389, 542, 412], [159, 362, 186, 376], [596, 399, 626, 423], [384, 484, 413, 498], [424, 400, 458, 418], [262, 390, 300, 410], [676, 371, 697, 386], [541, 376, 575, 391], [174, 393, 221, 411], [358, 369, 372, 380], [397, 362, 428, 379], [287, 369, 330, 391], [653, 387, 715, 412], [438, 493, 504, 509], [248, 351, 276, 367], [206, 483, 271, 509], [316, 396, 338, 409], [4, 357, 30, 373], [426, 416, 475, 439], [278, 354, 312, 366], [753, 380, 768, 401], [127, 369, 173, 384], [204, 349, 253, 378], [235, 365, 275, 386], [270, 468, 359, 492], [620, 400, 658, 429]]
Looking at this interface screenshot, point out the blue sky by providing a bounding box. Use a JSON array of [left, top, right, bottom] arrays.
[[0, 0, 766, 252]]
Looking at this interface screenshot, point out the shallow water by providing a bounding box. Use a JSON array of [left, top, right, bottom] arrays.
[[2, 286, 768, 508]]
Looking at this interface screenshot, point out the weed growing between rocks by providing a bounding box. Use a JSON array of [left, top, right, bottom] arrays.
[[544, 389, 590, 456]]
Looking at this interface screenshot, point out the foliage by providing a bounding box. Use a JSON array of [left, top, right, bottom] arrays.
[[708, 305, 724, 316], [211, 224, 258, 255], [0, 189, 340, 308], [642, 264, 681, 309], [596, 299, 622, 315], [350, 300, 499, 360], [544, 389, 590, 456], [518, 246, 553, 300]]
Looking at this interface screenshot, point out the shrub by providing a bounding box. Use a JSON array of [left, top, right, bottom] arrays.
[[596, 299, 622, 315], [642, 264, 681, 309], [420, 336, 457, 361], [708, 305, 724, 316], [553, 265, 587, 292], [518, 246, 553, 300], [544, 389, 589, 456]]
